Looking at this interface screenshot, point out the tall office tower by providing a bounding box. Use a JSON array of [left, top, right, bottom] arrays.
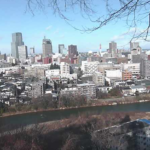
[[18, 45, 28, 62], [68, 45, 78, 58], [11, 32, 24, 59], [140, 53, 150, 79], [58, 44, 65, 54], [130, 42, 139, 51], [109, 41, 117, 56], [30, 47, 35, 54], [42, 38, 52, 57]]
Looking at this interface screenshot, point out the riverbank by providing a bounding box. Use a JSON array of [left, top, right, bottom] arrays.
[[2, 111, 148, 150], [1, 97, 150, 118]]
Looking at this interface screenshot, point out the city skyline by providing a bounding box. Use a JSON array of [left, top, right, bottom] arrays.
[[1, 1, 150, 150], [1, 31, 148, 58], [11, 33, 24, 59], [0, 1, 150, 54]]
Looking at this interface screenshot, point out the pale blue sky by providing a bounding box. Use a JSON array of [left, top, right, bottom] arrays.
[[0, 0, 149, 54]]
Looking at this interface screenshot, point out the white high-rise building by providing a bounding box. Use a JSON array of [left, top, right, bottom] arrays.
[[30, 47, 35, 54], [60, 62, 70, 75], [109, 41, 117, 56], [58, 44, 65, 54], [11, 32, 24, 59], [18, 45, 28, 62], [130, 42, 139, 51]]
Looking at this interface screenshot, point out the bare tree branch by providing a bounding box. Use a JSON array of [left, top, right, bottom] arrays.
[[25, 0, 150, 41]]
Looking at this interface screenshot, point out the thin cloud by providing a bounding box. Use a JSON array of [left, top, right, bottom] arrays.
[[59, 34, 65, 39], [46, 25, 52, 30], [0, 36, 4, 41], [111, 28, 144, 42], [53, 29, 60, 35], [111, 35, 125, 41]]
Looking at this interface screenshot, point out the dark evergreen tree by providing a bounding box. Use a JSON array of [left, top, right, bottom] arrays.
[[70, 66, 74, 74], [50, 64, 54, 69], [77, 67, 83, 79]]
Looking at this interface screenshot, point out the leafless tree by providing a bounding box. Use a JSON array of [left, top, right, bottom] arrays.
[[25, 0, 150, 41], [61, 134, 79, 150], [91, 129, 128, 150]]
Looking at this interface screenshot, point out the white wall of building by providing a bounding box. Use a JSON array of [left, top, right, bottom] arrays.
[[18, 45, 28, 62], [123, 63, 140, 75], [52, 53, 62, 64], [0, 66, 20, 73], [60, 62, 70, 75], [81, 61, 99, 74], [45, 69, 60, 78], [61, 73, 77, 80], [105, 70, 122, 78], [35, 54, 42, 63], [92, 71, 105, 86]]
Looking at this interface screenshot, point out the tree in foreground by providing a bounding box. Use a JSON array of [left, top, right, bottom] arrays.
[[25, 0, 150, 41]]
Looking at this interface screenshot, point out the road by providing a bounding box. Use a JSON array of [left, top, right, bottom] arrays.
[[96, 93, 150, 102]]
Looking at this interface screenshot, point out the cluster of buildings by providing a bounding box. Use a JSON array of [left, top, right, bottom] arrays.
[[9, 33, 78, 65], [1, 32, 150, 105]]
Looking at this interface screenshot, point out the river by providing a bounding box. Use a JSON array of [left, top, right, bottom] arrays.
[[0, 102, 150, 128]]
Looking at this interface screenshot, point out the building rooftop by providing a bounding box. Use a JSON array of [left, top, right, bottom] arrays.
[[136, 79, 150, 86], [130, 85, 146, 89], [138, 119, 150, 125], [77, 83, 95, 87], [81, 74, 93, 78]]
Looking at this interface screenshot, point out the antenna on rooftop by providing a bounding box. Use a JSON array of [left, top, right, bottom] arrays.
[[99, 44, 102, 55]]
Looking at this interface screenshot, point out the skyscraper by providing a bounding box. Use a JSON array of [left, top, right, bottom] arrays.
[[18, 45, 28, 62], [58, 44, 65, 54], [130, 42, 139, 51], [11, 32, 24, 59], [30, 47, 35, 54], [109, 41, 117, 56], [42, 38, 52, 57], [68, 45, 78, 58], [140, 53, 150, 78]]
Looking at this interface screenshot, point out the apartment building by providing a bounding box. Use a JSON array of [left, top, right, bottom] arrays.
[[92, 72, 105, 86], [122, 70, 132, 81], [60, 87, 78, 95], [45, 69, 60, 77], [29, 81, 45, 98], [81, 61, 99, 74], [141, 56, 150, 79], [123, 63, 140, 76], [60, 83, 96, 99], [24, 68, 45, 78], [77, 83, 96, 99], [105, 70, 122, 79], [0, 61, 11, 69], [98, 63, 121, 76], [60, 62, 70, 75]]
